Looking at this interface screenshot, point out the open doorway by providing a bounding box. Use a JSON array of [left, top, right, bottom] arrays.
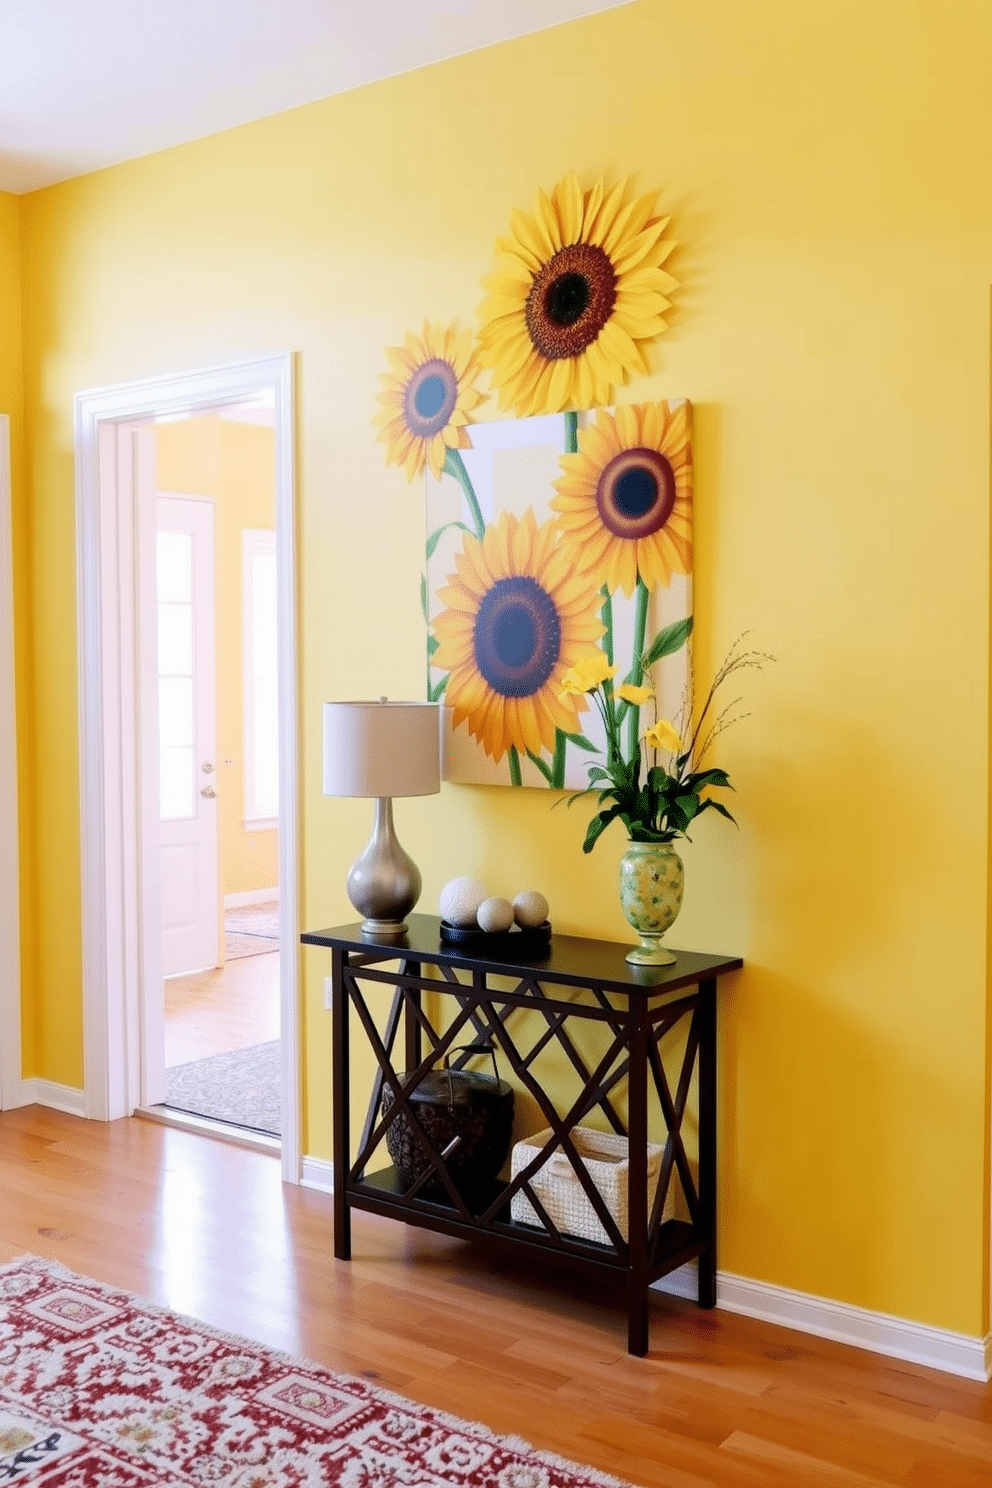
[[73, 355, 299, 1181], [150, 410, 282, 1139]]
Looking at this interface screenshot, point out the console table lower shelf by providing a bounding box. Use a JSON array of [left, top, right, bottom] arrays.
[[301, 914, 742, 1356]]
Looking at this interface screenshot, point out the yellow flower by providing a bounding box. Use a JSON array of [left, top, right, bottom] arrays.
[[616, 682, 653, 706], [643, 718, 682, 754], [552, 400, 692, 597], [477, 172, 676, 417], [559, 652, 616, 698], [433, 510, 604, 763], [373, 322, 485, 481]]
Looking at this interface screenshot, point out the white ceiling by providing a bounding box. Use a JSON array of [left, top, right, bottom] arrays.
[[0, 0, 633, 195]]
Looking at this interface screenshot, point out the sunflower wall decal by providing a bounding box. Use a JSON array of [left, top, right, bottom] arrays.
[[425, 401, 693, 789], [477, 172, 677, 419], [374, 322, 485, 484]]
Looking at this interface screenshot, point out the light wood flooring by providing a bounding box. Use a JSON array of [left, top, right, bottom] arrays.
[[1, 1105, 990, 1486], [164, 949, 280, 1066]]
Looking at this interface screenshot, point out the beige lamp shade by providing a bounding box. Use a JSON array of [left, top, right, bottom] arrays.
[[322, 700, 440, 799]]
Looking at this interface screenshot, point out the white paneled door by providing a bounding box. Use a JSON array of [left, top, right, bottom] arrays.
[[156, 496, 219, 977]]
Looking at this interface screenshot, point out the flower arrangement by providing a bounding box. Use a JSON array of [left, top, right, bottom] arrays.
[[559, 630, 773, 853]]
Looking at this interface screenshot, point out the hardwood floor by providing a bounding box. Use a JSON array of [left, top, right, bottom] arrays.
[[164, 949, 280, 1066], [1, 1105, 989, 1487]]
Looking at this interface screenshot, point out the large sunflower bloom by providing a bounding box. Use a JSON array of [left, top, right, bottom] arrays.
[[374, 322, 485, 481], [477, 172, 676, 417], [433, 509, 604, 763], [551, 401, 692, 596]]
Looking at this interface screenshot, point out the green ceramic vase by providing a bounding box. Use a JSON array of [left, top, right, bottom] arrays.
[[618, 841, 684, 966]]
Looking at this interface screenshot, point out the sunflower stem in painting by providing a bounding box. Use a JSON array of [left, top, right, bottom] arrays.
[[626, 577, 650, 759], [544, 410, 583, 784], [508, 746, 523, 786], [600, 585, 614, 666], [550, 731, 567, 789], [443, 447, 485, 539]]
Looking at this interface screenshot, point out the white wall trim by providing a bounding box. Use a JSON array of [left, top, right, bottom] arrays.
[[300, 1155, 335, 1193], [74, 354, 302, 1186], [713, 1270, 990, 1382], [11, 1080, 87, 1117], [224, 887, 279, 908], [0, 415, 22, 1112]]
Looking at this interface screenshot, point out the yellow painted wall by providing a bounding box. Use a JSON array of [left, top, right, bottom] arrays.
[[13, 0, 992, 1335], [0, 191, 37, 1077], [155, 416, 278, 899]]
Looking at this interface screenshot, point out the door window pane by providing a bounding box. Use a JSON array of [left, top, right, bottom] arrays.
[[157, 531, 192, 602], [159, 676, 194, 749], [160, 745, 195, 820], [157, 602, 193, 676]]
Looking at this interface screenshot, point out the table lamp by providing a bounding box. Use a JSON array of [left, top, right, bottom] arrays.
[[322, 699, 440, 938]]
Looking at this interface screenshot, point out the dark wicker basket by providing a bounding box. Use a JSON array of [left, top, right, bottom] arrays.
[[381, 1046, 514, 1200]]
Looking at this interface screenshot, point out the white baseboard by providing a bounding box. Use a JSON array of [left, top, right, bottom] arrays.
[[300, 1155, 334, 1193], [10, 1079, 87, 1117], [714, 1270, 991, 1382], [224, 887, 279, 908]]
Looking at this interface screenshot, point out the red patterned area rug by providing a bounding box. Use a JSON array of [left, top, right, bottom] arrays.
[[0, 1256, 635, 1488]]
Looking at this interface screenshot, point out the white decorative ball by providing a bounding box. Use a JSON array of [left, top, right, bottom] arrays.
[[477, 896, 514, 934], [439, 876, 488, 927], [513, 890, 549, 928]]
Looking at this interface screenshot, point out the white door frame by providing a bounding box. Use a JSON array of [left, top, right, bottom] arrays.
[[0, 414, 22, 1110], [74, 355, 301, 1183]]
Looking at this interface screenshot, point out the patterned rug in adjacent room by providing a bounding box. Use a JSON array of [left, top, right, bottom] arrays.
[[0, 1256, 636, 1488], [224, 900, 279, 961], [164, 1041, 280, 1136]]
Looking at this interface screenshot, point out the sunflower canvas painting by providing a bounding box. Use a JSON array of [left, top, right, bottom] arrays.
[[425, 401, 693, 789]]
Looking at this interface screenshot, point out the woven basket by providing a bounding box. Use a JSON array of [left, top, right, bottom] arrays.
[[510, 1126, 669, 1245]]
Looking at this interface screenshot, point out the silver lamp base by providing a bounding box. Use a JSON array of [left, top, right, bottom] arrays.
[[347, 797, 422, 939]]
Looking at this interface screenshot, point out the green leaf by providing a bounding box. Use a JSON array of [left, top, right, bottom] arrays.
[[426, 633, 439, 657], [582, 810, 617, 853], [687, 767, 733, 791], [526, 749, 554, 784], [643, 615, 694, 667], [699, 798, 738, 824], [562, 731, 598, 752], [420, 574, 428, 620], [427, 674, 448, 702], [426, 521, 472, 561]]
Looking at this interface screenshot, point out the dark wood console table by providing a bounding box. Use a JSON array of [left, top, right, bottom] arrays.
[[301, 913, 741, 1355]]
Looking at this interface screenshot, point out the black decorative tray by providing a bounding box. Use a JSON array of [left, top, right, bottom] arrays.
[[439, 919, 552, 958]]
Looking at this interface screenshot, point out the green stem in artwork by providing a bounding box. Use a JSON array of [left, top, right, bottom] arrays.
[[508, 745, 522, 787], [600, 584, 614, 666], [551, 730, 567, 789], [443, 447, 485, 538], [563, 409, 579, 455], [626, 576, 650, 760]]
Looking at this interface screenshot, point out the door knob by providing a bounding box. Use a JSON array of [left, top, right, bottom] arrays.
[[200, 786, 217, 798], [202, 761, 215, 773]]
